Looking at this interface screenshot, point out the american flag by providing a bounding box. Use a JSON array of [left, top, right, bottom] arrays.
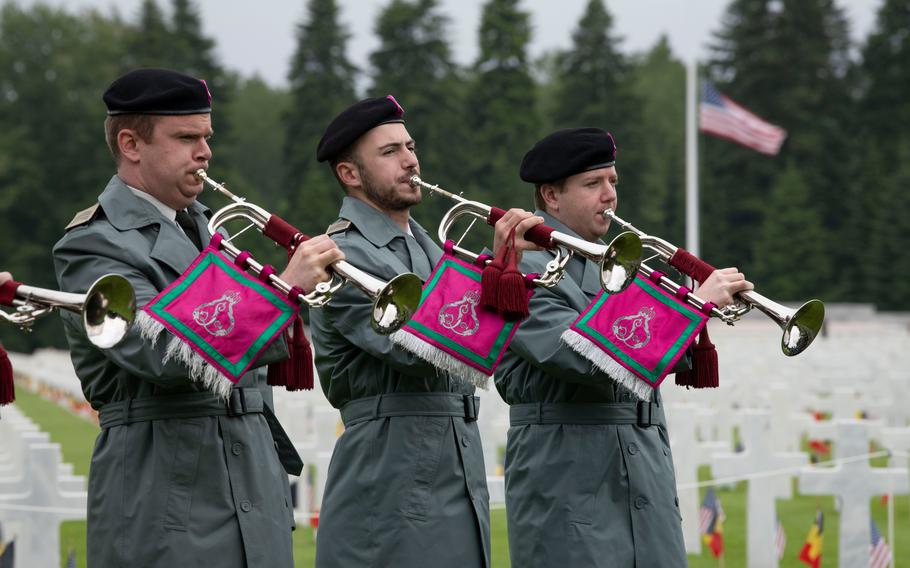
[[775, 517, 786, 560], [699, 488, 725, 534], [870, 519, 892, 568], [65, 549, 77, 568], [699, 81, 788, 156]]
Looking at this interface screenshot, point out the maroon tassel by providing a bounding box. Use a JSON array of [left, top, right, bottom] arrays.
[[0, 342, 15, 405], [267, 329, 291, 387], [268, 316, 314, 391], [691, 326, 719, 388], [497, 229, 530, 322], [481, 258, 503, 311], [288, 317, 314, 391]]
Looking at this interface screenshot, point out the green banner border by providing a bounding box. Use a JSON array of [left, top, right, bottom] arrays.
[[403, 259, 516, 369], [148, 252, 295, 375], [575, 279, 702, 384]]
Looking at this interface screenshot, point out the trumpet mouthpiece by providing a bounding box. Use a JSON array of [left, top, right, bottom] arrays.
[[409, 175, 422, 187], [194, 169, 207, 181]]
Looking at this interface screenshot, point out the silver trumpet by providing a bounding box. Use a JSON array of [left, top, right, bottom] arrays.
[[1, 274, 136, 348], [196, 170, 422, 334], [602, 208, 825, 357], [410, 175, 642, 293]]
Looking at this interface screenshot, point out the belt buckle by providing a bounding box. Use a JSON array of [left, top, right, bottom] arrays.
[[637, 401, 653, 428], [463, 395, 478, 422], [228, 389, 247, 416]]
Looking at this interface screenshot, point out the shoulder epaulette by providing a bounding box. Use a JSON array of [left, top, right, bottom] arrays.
[[326, 218, 352, 235], [65, 204, 101, 231]]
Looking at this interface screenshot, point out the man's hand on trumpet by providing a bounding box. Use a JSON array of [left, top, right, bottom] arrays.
[[695, 267, 754, 308], [279, 235, 346, 293], [492, 208, 546, 261], [0, 272, 12, 286]]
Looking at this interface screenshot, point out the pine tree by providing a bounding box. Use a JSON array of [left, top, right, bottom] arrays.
[[283, 0, 358, 230], [751, 161, 831, 301], [465, 0, 539, 207], [170, 0, 218, 79], [629, 36, 686, 244], [368, 0, 466, 222], [126, 0, 172, 68], [548, 0, 649, 227], [704, 0, 852, 300], [868, 141, 910, 310]]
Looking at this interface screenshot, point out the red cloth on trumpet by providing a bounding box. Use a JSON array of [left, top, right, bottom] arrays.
[[669, 249, 720, 389], [0, 341, 15, 405]]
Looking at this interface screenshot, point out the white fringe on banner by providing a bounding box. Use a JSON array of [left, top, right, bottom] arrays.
[[135, 311, 234, 400], [389, 329, 490, 390], [561, 329, 653, 401]]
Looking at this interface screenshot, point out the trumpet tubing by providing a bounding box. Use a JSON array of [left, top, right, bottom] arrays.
[[601, 208, 825, 357], [1, 274, 136, 348], [196, 170, 422, 334], [410, 176, 641, 294]]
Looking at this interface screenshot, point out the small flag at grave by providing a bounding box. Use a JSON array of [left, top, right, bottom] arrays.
[[775, 517, 786, 560], [699, 488, 725, 557], [65, 549, 77, 568], [869, 519, 891, 568], [0, 540, 14, 568], [798, 510, 823, 568]]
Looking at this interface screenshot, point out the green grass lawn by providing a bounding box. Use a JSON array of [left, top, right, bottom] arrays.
[[10, 387, 910, 567]]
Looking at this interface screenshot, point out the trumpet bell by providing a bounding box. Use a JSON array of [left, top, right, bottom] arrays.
[[601, 231, 642, 294], [781, 299, 825, 357], [371, 273, 424, 334], [83, 274, 136, 348]]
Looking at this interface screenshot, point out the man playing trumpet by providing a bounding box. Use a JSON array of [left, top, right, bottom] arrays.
[[309, 95, 541, 567], [497, 127, 753, 567], [53, 68, 343, 568]]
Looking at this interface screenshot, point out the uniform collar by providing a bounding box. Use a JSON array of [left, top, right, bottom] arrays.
[[339, 195, 432, 247], [99, 175, 210, 230], [535, 209, 605, 295]]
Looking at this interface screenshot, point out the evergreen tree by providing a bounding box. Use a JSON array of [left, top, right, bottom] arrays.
[[283, 0, 358, 230], [751, 161, 831, 301], [857, 0, 910, 309], [549, 0, 648, 227], [368, 0, 466, 223], [170, 0, 218, 79], [868, 141, 910, 310], [0, 4, 130, 350], [704, 0, 852, 300], [126, 0, 172, 68], [628, 36, 686, 244], [465, 0, 538, 207]]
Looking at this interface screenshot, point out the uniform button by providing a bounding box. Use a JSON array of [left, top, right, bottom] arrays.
[[232, 442, 242, 456], [634, 496, 648, 509], [462, 436, 470, 447], [627, 443, 639, 455], [240, 500, 252, 512]]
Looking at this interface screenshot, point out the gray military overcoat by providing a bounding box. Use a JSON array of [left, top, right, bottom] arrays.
[[309, 196, 490, 568], [495, 211, 687, 568], [53, 176, 295, 568]]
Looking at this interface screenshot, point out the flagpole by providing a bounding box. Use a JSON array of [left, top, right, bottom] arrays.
[[685, 59, 699, 258]]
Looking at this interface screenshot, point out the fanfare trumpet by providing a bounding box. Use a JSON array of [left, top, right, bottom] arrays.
[[409, 176, 642, 293], [0, 274, 136, 348], [602, 209, 825, 357], [195, 170, 422, 334]]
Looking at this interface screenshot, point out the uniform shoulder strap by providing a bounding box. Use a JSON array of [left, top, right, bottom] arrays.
[[64, 204, 101, 231], [326, 218, 352, 235]]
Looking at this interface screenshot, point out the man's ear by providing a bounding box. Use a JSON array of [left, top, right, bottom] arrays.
[[335, 160, 361, 188], [117, 129, 142, 164], [539, 183, 561, 212]]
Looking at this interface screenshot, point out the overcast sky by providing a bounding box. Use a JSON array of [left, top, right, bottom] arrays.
[[17, 0, 883, 87]]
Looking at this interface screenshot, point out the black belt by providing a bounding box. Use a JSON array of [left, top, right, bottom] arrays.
[[509, 401, 665, 428], [98, 388, 303, 476], [340, 393, 480, 428]]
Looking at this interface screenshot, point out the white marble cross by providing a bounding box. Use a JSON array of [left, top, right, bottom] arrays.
[[798, 420, 909, 568], [712, 409, 806, 568], [0, 438, 87, 568], [883, 426, 910, 468]]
